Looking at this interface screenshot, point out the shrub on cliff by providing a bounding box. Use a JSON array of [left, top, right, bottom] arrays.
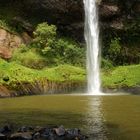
[[31, 22, 85, 67], [108, 37, 121, 64], [32, 22, 56, 48], [45, 38, 85, 66]]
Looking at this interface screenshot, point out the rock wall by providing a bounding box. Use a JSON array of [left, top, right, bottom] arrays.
[[0, 28, 32, 59], [0, 0, 139, 41], [0, 29, 22, 59]]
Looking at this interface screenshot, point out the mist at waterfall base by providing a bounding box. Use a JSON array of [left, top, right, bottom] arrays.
[[84, 0, 101, 95]]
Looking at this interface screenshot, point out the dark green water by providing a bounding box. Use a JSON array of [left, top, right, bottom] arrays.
[[0, 94, 140, 140]]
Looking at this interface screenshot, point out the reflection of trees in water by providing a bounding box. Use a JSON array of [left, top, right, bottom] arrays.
[[84, 96, 108, 140]]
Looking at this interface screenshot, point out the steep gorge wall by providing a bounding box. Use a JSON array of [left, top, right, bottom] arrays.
[[0, 0, 139, 41]]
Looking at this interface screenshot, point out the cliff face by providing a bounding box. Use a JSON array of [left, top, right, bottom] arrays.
[[0, 28, 31, 59], [0, 0, 140, 40], [0, 0, 139, 62], [0, 0, 139, 40]]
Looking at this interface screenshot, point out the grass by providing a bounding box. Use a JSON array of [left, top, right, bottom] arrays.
[[11, 47, 48, 69], [0, 59, 86, 86], [41, 65, 85, 82], [0, 58, 140, 89], [102, 65, 140, 88], [0, 58, 40, 84]]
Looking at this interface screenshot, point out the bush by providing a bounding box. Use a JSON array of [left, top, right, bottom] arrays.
[[108, 37, 121, 63], [33, 22, 56, 48], [11, 45, 48, 69], [101, 58, 114, 70], [31, 22, 85, 66], [54, 38, 85, 66]]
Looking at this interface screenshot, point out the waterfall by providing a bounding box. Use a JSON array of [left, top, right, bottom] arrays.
[[84, 0, 101, 94]]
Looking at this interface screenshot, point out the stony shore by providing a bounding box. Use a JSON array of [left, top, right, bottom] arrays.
[[0, 125, 88, 140]]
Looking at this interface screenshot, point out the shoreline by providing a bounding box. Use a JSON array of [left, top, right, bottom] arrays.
[[0, 83, 139, 98]]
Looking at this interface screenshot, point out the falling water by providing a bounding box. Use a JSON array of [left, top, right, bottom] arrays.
[[84, 0, 101, 94]]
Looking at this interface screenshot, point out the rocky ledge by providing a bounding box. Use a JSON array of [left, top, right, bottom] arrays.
[[0, 125, 88, 140]]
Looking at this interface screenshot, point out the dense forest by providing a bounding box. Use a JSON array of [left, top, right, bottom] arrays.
[[0, 0, 140, 96]]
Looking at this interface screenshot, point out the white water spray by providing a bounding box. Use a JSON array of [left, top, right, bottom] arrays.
[[84, 0, 101, 94]]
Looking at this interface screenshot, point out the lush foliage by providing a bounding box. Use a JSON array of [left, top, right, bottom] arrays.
[[101, 58, 114, 70], [1, 58, 140, 89], [0, 58, 86, 85], [108, 37, 121, 63], [102, 65, 140, 88], [33, 22, 56, 49], [11, 44, 48, 69], [29, 22, 85, 67]]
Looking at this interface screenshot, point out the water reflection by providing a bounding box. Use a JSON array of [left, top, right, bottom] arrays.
[[84, 96, 107, 140]]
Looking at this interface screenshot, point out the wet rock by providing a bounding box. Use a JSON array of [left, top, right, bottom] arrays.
[[1, 124, 88, 140], [41, 127, 50, 138], [34, 126, 45, 133], [0, 125, 12, 134], [54, 125, 65, 136], [18, 126, 33, 132], [67, 128, 80, 136], [33, 132, 40, 139], [0, 133, 7, 140], [10, 132, 32, 140]]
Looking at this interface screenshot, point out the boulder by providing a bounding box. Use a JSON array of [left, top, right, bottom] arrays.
[[0, 133, 7, 140], [0, 28, 23, 59], [32, 132, 40, 139], [0, 125, 12, 134], [0, 28, 32, 59], [54, 125, 65, 136], [10, 132, 32, 140], [0, 124, 88, 140], [17, 126, 34, 133]]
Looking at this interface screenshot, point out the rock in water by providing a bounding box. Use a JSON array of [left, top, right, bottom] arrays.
[[1, 124, 88, 140], [54, 125, 65, 136], [10, 132, 32, 140], [0, 125, 12, 134], [0, 133, 6, 140]]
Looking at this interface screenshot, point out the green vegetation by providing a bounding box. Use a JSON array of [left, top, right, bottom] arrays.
[[32, 22, 85, 66], [11, 22, 85, 67], [0, 58, 39, 84], [11, 45, 48, 69], [0, 58, 140, 90], [102, 65, 140, 88], [108, 37, 121, 63], [41, 65, 85, 82], [0, 4, 139, 94], [0, 58, 86, 86]]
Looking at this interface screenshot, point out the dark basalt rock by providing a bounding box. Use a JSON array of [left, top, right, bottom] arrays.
[[0, 125, 88, 140], [17, 126, 34, 133], [0, 125, 12, 134], [0, 0, 139, 42], [54, 125, 65, 136], [0, 133, 7, 140], [10, 132, 33, 140]]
